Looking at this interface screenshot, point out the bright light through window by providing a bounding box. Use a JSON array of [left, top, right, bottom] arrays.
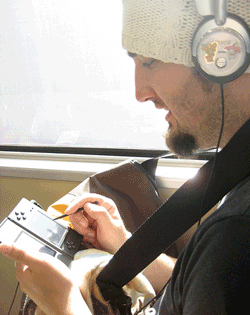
[[0, 0, 168, 151]]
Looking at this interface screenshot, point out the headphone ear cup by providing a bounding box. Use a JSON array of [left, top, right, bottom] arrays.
[[192, 14, 250, 84]]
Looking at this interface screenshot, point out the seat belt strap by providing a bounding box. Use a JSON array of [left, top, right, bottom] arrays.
[[97, 117, 250, 290]]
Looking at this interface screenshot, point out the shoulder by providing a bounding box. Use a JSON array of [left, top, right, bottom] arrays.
[[165, 177, 250, 314], [184, 175, 250, 268], [165, 218, 250, 314], [194, 175, 250, 242]]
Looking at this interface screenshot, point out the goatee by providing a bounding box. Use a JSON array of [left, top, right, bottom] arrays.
[[164, 127, 198, 157]]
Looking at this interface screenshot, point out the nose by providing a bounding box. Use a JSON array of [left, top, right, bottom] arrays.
[[135, 66, 156, 103]]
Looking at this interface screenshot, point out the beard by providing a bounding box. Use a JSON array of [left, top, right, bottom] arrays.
[[164, 125, 198, 157]]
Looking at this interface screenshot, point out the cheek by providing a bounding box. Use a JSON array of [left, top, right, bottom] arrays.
[[155, 68, 193, 109], [154, 65, 217, 126], [176, 78, 213, 117], [173, 91, 212, 131], [157, 70, 189, 96]]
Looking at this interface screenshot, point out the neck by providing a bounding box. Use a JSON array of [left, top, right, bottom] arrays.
[[220, 73, 250, 148]]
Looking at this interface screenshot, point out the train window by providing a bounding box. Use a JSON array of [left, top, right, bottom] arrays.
[[0, 0, 168, 155]]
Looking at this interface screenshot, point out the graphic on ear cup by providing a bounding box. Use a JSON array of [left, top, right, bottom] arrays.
[[192, 14, 250, 83]]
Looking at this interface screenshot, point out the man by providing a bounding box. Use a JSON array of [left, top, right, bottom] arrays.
[[118, 1, 250, 313], [1, 0, 250, 314]]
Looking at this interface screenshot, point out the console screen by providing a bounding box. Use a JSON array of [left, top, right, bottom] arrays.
[[15, 231, 57, 257], [28, 211, 66, 246]]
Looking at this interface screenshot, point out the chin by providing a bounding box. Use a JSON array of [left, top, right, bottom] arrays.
[[164, 129, 198, 157]]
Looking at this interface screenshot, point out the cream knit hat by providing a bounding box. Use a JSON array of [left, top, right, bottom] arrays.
[[122, 0, 250, 73]]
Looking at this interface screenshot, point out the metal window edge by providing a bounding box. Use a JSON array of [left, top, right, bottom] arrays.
[[0, 151, 206, 189]]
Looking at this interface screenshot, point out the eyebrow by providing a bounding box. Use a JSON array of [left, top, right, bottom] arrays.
[[127, 51, 137, 58]]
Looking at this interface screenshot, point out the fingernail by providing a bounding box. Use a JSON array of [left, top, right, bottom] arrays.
[[78, 221, 88, 229], [86, 231, 95, 238], [85, 232, 95, 243], [0, 242, 12, 255]]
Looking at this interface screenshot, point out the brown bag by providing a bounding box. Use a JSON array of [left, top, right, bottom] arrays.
[[48, 158, 162, 233], [48, 158, 179, 257]]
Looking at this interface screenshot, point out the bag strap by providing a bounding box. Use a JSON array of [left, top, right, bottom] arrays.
[[139, 153, 174, 192], [97, 117, 250, 292]]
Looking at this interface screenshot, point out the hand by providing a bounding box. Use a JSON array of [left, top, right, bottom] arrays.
[[0, 243, 91, 315], [65, 193, 131, 254]]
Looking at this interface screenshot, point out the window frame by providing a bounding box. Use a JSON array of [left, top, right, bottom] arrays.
[[0, 145, 215, 160], [0, 148, 208, 191]]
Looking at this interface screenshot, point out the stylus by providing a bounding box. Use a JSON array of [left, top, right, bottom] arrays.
[[53, 201, 98, 221]]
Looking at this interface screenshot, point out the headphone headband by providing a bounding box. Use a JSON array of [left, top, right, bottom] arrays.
[[194, 0, 226, 24], [194, 0, 214, 16]]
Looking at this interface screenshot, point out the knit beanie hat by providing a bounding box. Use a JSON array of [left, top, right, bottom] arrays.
[[122, 0, 250, 73]]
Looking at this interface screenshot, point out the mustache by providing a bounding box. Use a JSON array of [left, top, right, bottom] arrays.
[[153, 99, 167, 109]]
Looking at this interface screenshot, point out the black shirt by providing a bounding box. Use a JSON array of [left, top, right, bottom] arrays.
[[154, 176, 250, 314]]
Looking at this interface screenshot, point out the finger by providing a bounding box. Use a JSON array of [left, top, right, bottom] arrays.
[[15, 262, 40, 297], [69, 213, 94, 236], [70, 211, 89, 227], [65, 194, 101, 215], [99, 200, 117, 216], [16, 261, 33, 284], [84, 202, 114, 227]]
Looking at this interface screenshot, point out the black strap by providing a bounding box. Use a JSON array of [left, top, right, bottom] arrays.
[[97, 118, 250, 291]]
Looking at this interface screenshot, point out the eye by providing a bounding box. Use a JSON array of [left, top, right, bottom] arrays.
[[142, 59, 157, 69]]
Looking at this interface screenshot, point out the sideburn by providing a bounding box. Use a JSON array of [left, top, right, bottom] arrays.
[[191, 67, 215, 94]]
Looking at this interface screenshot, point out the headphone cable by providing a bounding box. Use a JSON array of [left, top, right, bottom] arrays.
[[7, 281, 20, 315], [135, 84, 225, 315], [197, 83, 225, 226]]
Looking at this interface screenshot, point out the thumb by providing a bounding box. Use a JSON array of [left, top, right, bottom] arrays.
[[0, 242, 37, 267]]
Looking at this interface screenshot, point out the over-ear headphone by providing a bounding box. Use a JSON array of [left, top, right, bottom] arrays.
[[192, 0, 250, 83]]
